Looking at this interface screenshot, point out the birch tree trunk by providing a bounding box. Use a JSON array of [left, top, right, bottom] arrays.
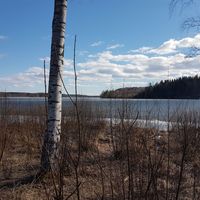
[[41, 0, 67, 172]]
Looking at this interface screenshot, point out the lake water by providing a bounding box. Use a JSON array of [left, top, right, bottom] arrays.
[[2, 97, 200, 122]]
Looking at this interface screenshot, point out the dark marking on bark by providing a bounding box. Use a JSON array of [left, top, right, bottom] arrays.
[[48, 119, 60, 122], [49, 100, 60, 104]]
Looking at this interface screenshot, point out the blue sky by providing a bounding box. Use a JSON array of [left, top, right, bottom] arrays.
[[0, 0, 200, 95]]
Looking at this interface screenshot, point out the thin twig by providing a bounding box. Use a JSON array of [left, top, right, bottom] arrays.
[[73, 34, 81, 200], [43, 59, 48, 118], [59, 70, 76, 106], [73, 35, 78, 104], [65, 182, 82, 200]]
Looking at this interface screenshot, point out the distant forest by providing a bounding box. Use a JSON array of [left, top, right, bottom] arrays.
[[100, 87, 145, 98], [100, 76, 200, 99]]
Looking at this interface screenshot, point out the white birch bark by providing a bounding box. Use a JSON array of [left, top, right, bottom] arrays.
[[41, 0, 67, 171]]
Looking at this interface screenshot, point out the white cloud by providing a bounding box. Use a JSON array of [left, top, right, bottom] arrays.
[[64, 58, 73, 68], [129, 47, 153, 54], [90, 41, 103, 47], [0, 35, 7, 40], [149, 39, 178, 55], [0, 67, 48, 89], [2, 34, 200, 94], [76, 34, 200, 86], [106, 44, 124, 50], [131, 33, 200, 55]]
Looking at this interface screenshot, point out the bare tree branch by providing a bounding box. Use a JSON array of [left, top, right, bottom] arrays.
[[170, 0, 194, 14], [182, 16, 200, 31]]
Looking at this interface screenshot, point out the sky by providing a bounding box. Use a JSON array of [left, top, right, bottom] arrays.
[[0, 0, 200, 95]]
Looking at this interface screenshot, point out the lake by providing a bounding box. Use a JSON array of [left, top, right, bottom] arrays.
[[2, 97, 200, 122]]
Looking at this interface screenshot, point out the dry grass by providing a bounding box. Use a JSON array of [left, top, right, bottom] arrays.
[[1, 101, 200, 199]]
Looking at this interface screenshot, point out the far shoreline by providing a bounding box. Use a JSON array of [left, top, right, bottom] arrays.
[[0, 92, 99, 98]]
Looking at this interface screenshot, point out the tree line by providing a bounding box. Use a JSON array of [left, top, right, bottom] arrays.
[[101, 75, 200, 99]]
